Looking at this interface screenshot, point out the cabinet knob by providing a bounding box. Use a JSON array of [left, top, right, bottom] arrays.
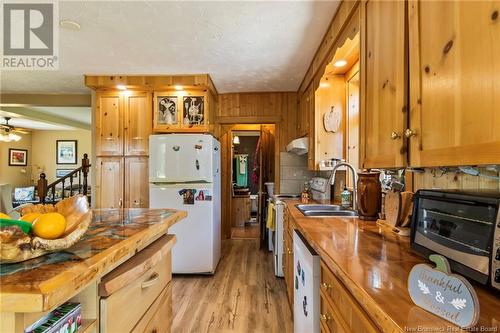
[[405, 129, 417, 138], [320, 314, 331, 321], [321, 282, 332, 289], [288, 249, 293, 254], [390, 131, 401, 140]]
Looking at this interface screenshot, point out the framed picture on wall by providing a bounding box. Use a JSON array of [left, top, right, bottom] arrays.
[[8, 149, 27, 166], [56, 169, 78, 179], [56, 140, 78, 164]]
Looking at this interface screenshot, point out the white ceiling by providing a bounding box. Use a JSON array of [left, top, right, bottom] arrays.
[[30, 106, 91, 124], [1, 1, 340, 94], [0, 112, 76, 131]]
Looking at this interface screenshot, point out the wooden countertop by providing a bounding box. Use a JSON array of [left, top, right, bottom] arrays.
[[284, 200, 500, 332], [0, 208, 186, 313]]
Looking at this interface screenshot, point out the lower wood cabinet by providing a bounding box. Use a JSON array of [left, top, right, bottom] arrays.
[[283, 206, 294, 308], [320, 261, 379, 333], [95, 157, 124, 209], [131, 283, 172, 333], [99, 236, 173, 333], [95, 156, 149, 209], [125, 157, 149, 208]]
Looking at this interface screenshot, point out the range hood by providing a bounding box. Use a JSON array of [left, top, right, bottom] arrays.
[[286, 137, 308, 155]]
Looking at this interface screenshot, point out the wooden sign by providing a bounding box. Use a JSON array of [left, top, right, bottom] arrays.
[[408, 255, 480, 328]]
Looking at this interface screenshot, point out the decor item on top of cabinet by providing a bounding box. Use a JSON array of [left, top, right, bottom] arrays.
[[356, 170, 381, 220], [408, 254, 479, 329], [56, 140, 77, 165], [323, 106, 341, 133], [157, 96, 178, 125], [183, 96, 204, 127]]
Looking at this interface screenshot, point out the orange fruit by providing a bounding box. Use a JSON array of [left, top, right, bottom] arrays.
[[32, 213, 67, 239], [0, 212, 11, 220], [20, 212, 42, 223]]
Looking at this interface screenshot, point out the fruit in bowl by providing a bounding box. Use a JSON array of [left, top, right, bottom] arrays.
[[0, 195, 92, 263]]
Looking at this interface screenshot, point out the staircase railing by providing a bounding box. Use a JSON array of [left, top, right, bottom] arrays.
[[37, 153, 91, 204]]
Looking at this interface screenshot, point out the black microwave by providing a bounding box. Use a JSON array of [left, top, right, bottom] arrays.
[[410, 189, 500, 291]]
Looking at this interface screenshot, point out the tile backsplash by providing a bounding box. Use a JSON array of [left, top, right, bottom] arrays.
[[279, 152, 316, 194]]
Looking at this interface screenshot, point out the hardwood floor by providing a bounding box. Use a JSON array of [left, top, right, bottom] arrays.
[[172, 239, 293, 333], [231, 224, 260, 239]]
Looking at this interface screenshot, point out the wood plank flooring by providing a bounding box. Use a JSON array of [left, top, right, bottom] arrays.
[[231, 225, 260, 239], [172, 239, 293, 333]]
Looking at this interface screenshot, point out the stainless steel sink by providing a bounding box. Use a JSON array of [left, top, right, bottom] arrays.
[[295, 204, 358, 218]]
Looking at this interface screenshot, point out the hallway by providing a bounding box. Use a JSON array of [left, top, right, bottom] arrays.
[[172, 239, 293, 333]]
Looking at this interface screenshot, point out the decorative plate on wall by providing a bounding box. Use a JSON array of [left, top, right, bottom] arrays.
[[323, 106, 341, 133]]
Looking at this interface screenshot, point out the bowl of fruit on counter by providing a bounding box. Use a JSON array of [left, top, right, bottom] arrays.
[[0, 195, 92, 263]]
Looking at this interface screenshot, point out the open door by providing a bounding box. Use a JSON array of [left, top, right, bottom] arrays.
[[259, 125, 275, 246]]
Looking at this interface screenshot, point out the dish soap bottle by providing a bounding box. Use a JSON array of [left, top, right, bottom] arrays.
[[301, 181, 311, 204], [341, 184, 352, 208]]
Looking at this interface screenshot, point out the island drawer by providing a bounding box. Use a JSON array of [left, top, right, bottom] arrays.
[[99, 235, 173, 332], [320, 261, 380, 333], [131, 282, 172, 333]]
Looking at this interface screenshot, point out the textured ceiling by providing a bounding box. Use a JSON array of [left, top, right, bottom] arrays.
[[1, 1, 340, 94]]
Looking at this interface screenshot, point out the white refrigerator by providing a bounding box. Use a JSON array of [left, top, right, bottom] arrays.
[[149, 134, 221, 274]]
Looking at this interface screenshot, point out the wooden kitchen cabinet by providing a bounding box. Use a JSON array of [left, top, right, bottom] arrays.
[[283, 206, 294, 307], [124, 91, 152, 156], [360, 0, 407, 169], [95, 92, 123, 156], [408, 0, 500, 166], [125, 157, 149, 208], [95, 157, 124, 209]]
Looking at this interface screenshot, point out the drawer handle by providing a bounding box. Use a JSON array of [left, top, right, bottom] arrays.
[[321, 282, 332, 289], [320, 313, 331, 322], [141, 273, 160, 289]]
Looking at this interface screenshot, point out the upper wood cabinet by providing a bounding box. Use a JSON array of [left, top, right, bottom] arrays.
[[360, 0, 407, 169], [95, 91, 152, 157], [408, 0, 500, 167], [124, 92, 152, 156], [153, 90, 210, 133], [95, 92, 123, 156], [124, 157, 149, 208], [95, 157, 124, 209]]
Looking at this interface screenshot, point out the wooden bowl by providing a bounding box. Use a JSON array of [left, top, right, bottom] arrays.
[[0, 195, 92, 263]]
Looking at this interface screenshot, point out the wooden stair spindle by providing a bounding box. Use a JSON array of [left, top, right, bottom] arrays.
[[82, 153, 90, 197], [37, 173, 48, 204]]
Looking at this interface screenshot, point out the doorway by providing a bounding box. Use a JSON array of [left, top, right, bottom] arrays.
[[219, 124, 276, 240]]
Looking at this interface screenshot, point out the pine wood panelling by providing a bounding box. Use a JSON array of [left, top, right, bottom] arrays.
[[412, 167, 500, 192], [408, 0, 500, 167], [314, 75, 346, 168], [217, 92, 297, 152], [85, 74, 217, 96], [172, 239, 293, 333]]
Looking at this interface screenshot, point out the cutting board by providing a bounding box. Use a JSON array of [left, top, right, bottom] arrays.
[[385, 190, 402, 227], [399, 191, 414, 227]]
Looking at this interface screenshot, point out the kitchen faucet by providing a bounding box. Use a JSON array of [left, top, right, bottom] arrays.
[[328, 159, 358, 211]]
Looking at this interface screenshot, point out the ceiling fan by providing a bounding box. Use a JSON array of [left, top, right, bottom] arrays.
[[0, 117, 28, 142]]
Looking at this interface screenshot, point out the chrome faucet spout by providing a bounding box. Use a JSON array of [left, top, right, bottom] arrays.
[[329, 161, 358, 211]]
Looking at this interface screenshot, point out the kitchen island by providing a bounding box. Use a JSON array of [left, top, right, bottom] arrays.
[[283, 200, 500, 333], [0, 208, 187, 333]]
